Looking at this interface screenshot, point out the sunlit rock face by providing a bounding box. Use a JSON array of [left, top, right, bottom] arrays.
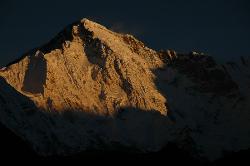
[[0, 18, 171, 156], [0, 18, 167, 116], [0, 18, 250, 160]]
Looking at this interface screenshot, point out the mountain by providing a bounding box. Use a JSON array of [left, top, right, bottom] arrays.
[[0, 18, 250, 161]]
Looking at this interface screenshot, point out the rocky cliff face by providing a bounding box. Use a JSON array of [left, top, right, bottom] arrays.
[[0, 18, 250, 160], [0, 19, 167, 116]]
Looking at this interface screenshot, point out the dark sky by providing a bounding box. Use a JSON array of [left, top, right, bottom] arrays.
[[0, 0, 250, 67]]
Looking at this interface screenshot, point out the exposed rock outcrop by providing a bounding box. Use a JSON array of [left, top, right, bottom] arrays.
[[0, 18, 167, 116]]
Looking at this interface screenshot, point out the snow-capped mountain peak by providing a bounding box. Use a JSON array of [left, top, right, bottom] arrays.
[[0, 18, 250, 160]]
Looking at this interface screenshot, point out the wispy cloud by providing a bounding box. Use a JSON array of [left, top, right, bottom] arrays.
[[110, 22, 145, 36]]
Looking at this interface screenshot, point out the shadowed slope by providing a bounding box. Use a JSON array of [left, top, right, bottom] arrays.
[[0, 76, 174, 155], [22, 51, 47, 94]]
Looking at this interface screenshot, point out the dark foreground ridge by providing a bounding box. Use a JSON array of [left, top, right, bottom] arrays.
[[0, 123, 249, 165]]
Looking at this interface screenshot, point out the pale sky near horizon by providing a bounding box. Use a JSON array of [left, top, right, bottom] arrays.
[[0, 0, 250, 67]]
